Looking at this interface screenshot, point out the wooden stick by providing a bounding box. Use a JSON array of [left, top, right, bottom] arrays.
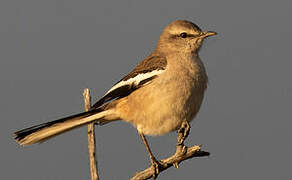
[[131, 145, 209, 180], [83, 88, 99, 180]]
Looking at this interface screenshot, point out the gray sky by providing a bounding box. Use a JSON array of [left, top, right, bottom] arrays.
[[1, 0, 291, 179]]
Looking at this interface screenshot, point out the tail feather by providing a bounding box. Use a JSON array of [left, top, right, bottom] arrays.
[[13, 108, 111, 146]]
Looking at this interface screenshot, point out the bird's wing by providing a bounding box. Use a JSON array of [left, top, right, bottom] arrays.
[[92, 55, 167, 109]]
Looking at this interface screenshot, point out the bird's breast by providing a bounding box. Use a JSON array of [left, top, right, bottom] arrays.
[[118, 54, 208, 136]]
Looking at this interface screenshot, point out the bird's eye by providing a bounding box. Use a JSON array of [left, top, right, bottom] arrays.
[[180, 32, 187, 38]]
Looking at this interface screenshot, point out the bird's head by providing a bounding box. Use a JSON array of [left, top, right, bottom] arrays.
[[157, 20, 216, 54]]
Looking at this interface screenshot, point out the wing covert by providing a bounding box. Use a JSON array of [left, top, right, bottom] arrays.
[[92, 55, 167, 109]]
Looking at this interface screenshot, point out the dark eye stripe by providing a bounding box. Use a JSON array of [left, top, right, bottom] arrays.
[[188, 34, 199, 38]]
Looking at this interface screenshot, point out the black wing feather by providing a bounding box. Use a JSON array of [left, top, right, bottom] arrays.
[[92, 55, 167, 109]]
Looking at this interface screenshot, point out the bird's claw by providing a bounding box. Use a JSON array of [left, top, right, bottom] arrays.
[[173, 162, 179, 169], [150, 158, 161, 179]]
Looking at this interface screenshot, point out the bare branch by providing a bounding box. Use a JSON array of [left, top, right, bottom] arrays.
[[131, 145, 209, 180], [83, 88, 99, 180]]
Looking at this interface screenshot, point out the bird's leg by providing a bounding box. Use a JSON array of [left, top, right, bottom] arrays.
[[138, 132, 161, 179], [177, 120, 190, 146], [172, 121, 191, 169]]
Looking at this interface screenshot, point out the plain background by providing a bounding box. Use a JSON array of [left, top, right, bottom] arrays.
[[1, 0, 291, 179]]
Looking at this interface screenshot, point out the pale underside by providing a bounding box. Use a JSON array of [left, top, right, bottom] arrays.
[[112, 53, 208, 136]]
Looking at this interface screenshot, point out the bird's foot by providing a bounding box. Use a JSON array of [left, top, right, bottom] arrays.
[[150, 157, 162, 179]]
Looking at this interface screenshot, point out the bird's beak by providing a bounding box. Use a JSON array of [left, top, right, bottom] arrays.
[[200, 31, 217, 39]]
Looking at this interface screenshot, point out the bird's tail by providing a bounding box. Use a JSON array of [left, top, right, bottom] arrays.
[[13, 108, 113, 146]]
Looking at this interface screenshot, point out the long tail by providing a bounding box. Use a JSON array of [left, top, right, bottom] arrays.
[[13, 108, 112, 146]]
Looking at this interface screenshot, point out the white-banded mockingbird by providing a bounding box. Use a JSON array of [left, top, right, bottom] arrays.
[[14, 20, 216, 178]]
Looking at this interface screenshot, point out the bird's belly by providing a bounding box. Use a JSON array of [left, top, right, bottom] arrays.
[[123, 75, 205, 136]]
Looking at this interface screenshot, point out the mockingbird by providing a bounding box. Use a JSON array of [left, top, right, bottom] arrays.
[[14, 20, 216, 178]]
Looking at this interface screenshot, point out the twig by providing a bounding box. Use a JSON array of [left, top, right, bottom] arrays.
[[131, 121, 210, 180], [131, 145, 209, 180], [83, 88, 99, 180]]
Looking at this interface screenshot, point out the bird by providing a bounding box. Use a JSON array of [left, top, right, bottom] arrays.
[[13, 20, 216, 178]]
